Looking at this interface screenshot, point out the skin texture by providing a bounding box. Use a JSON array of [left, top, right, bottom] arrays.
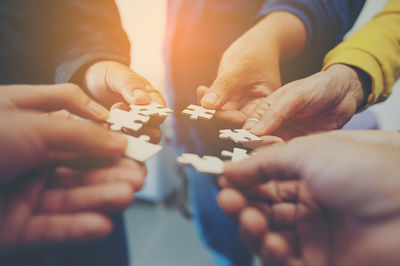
[[243, 64, 366, 140], [0, 84, 147, 249], [83, 60, 167, 140], [218, 130, 400, 266], [196, 12, 306, 128]]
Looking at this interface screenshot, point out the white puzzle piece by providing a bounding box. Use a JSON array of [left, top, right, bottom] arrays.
[[130, 103, 173, 117], [177, 153, 224, 174], [124, 135, 162, 162], [107, 108, 149, 132], [182, 104, 216, 120], [221, 148, 250, 163], [219, 129, 262, 144]]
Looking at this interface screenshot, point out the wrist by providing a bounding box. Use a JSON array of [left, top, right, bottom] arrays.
[[326, 64, 370, 109], [255, 11, 306, 60]]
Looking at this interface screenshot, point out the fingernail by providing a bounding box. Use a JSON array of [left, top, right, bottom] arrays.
[[89, 101, 109, 120], [250, 122, 265, 134], [110, 132, 128, 147], [243, 121, 257, 131], [202, 92, 218, 107]]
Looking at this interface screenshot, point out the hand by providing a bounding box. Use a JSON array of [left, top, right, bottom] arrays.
[[219, 131, 400, 266], [83, 61, 165, 108], [244, 64, 367, 140], [0, 83, 109, 121], [0, 111, 127, 183], [197, 12, 306, 127], [0, 157, 146, 250]]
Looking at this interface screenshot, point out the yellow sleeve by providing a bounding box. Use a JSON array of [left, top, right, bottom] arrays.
[[323, 0, 400, 106]]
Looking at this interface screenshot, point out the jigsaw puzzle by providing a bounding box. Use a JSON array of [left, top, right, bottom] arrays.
[[130, 103, 173, 117], [219, 129, 262, 143], [177, 153, 225, 174], [107, 108, 149, 132], [182, 104, 216, 120], [124, 135, 163, 162], [221, 148, 250, 163]]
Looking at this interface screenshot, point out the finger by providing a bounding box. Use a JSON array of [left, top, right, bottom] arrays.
[[52, 158, 147, 192], [197, 85, 208, 104], [243, 86, 301, 136], [39, 183, 134, 213], [223, 144, 300, 188], [260, 232, 295, 265], [243, 135, 285, 150], [2, 84, 109, 122], [217, 188, 248, 221], [21, 213, 112, 246], [244, 180, 300, 204], [29, 114, 127, 156], [105, 63, 153, 105], [200, 68, 247, 109], [239, 207, 269, 254]]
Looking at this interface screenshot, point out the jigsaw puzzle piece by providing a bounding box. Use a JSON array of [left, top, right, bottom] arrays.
[[124, 135, 162, 162], [177, 153, 224, 174], [219, 129, 262, 144], [182, 104, 216, 120], [130, 103, 173, 117], [221, 148, 250, 163], [107, 108, 149, 132]]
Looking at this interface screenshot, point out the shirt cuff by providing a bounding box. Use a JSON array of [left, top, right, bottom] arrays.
[[323, 47, 389, 107], [54, 52, 130, 84]]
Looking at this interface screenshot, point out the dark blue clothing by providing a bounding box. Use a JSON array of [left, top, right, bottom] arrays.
[[0, 0, 130, 85], [0, 1, 131, 266], [165, 0, 365, 264]]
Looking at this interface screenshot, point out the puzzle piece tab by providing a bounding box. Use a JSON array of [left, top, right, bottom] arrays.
[[177, 153, 224, 174], [182, 105, 216, 120], [219, 129, 262, 144], [124, 135, 162, 162], [107, 108, 149, 132], [130, 103, 173, 117], [221, 148, 250, 163]]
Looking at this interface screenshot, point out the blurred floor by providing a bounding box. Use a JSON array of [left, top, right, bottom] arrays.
[[124, 201, 214, 266]]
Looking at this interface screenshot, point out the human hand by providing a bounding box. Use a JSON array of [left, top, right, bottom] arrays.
[[0, 157, 146, 250], [197, 12, 306, 127], [219, 130, 400, 266], [244, 64, 368, 140], [0, 83, 109, 121], [0, 111, 127, 183], [83, 61, 165, 108]]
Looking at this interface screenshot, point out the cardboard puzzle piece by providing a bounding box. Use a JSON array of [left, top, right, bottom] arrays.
[[124, 135, 162, 162], [130, 103, 173, 117], [221, 148, 250, 163], [107, 108, 150, 132], [219, 129, 262, 144], [177, 153, 224, 174], [182, 105, 216, 120]]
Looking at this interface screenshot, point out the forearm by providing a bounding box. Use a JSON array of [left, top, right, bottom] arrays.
[[323, 0, 400, 106], [250, 11, 306, 61], [49, 0, 131, 84]]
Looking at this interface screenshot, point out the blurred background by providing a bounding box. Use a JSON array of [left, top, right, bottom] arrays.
[[114, 0, 400, 265]]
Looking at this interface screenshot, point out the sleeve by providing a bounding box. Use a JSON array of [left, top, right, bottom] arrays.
[[257, 0, 366, 60], [49, 0, 131, 84], [323, 0, 400, 106]]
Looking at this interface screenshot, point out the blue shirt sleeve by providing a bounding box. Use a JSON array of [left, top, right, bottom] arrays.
[[257, 0, 366, 58]]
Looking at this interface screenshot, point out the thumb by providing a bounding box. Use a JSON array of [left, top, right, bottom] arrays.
[[105, 62, 153, 105], [200, 67, 247, 109], [243, 85, 301, 136]]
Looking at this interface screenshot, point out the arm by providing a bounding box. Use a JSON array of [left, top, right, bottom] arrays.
[[258, 0, 366, 61], [323, 0, 400, 107], [49, 0, 130, 84], [49, 0, 165, 108]]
